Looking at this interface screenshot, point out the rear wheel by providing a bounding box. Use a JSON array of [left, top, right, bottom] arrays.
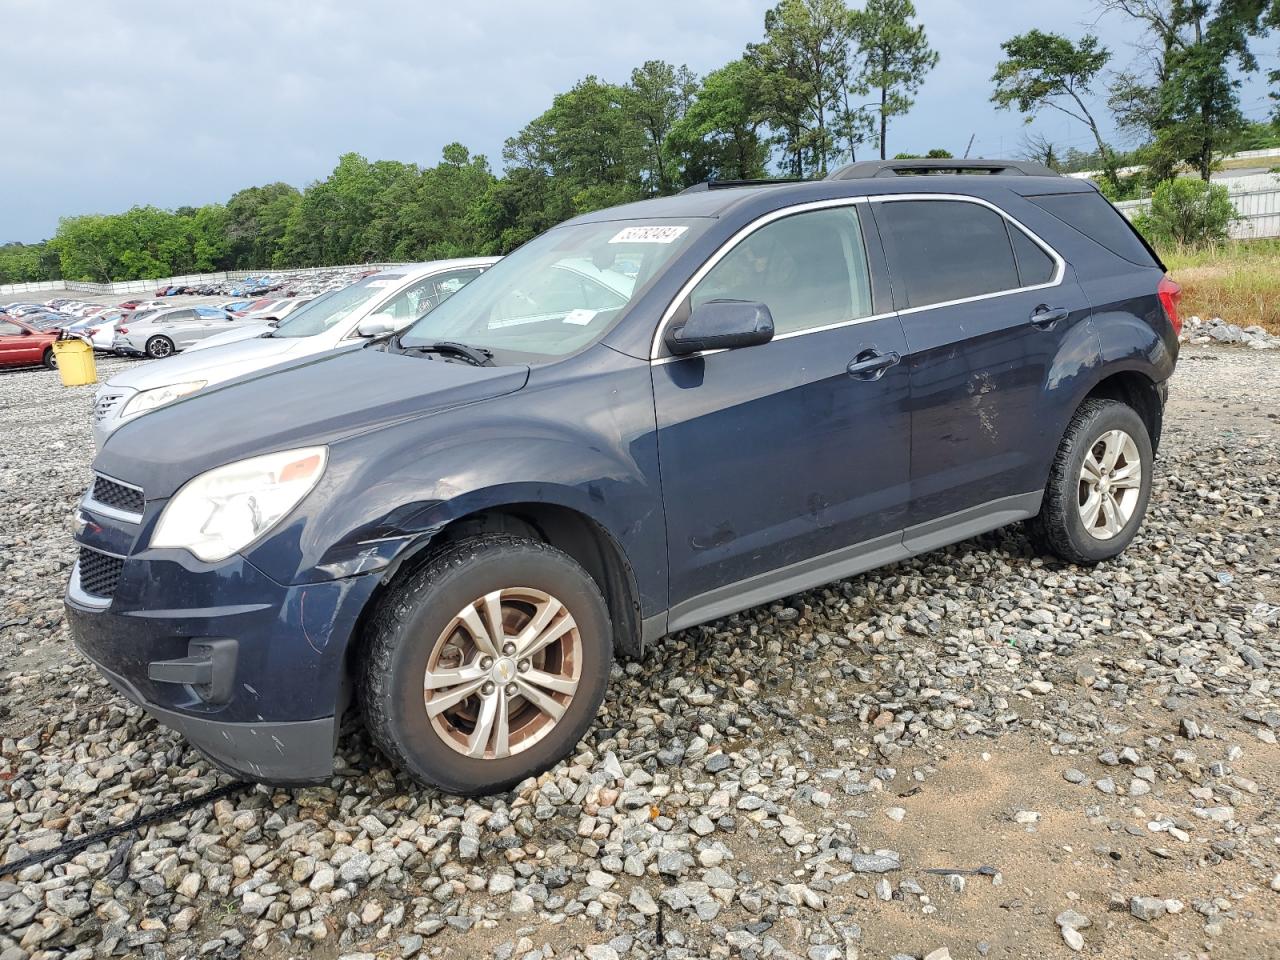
[[145, 336, 174, 359], [42, 348, 56, 369], [360, 536, 612, 795], [1030, 398, 1153, 564]]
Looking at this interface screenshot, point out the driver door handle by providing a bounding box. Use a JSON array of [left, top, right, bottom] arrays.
[[847, 350, 901, 380], [1030, 306, 1070, 329]]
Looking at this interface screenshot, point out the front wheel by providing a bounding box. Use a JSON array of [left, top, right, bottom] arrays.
[[42, 348, 57, 369], [360, 536, 613, 795], [145, 336, 175, 359], [1030, 398, 1153, 565]]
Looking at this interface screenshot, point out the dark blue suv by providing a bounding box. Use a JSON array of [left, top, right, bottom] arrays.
[[67, 160, 1181, 794]]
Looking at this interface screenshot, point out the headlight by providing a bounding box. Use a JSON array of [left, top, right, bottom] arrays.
[[122, 380, 207, 417], [151, 447, 327, 562]]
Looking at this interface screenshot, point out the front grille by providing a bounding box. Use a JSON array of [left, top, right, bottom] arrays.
[[90, 475, 144, 515], [78, 547, 124, 599], [93, 393, 124, 422]]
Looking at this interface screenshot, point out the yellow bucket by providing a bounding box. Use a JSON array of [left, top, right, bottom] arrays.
[[52, 338, 97, 387]]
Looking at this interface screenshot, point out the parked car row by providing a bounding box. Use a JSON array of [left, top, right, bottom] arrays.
[[92, 257, 499, 444], [0, 268, 380, 370], [154, 266, 380, 299]]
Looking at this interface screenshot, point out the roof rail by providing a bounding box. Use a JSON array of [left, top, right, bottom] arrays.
[[679, 178, 806, 194], [826, 159, 1060, 180]]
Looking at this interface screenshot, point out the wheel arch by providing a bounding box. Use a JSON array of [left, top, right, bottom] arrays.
[[347, 498, 646, 684], [1080, 368, 1165, 453]]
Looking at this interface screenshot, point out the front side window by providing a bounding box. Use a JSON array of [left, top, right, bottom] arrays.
[[400, 218, 707, 359], [272, 274, 406, 339], [876, 199, 1020, 309], [376, 268, 486, 325], [690, 206, 873, 336]]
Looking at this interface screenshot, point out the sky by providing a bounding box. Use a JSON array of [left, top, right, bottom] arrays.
[[1, 0, 1274, 243]]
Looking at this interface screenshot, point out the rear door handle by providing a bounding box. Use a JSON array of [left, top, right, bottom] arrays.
[[1030, 306, 1070, 329], [846, 350, 901, 380]]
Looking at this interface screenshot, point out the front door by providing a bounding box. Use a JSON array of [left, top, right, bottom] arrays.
[[653, 203, 912, 630], [0, 320, 28, 366]]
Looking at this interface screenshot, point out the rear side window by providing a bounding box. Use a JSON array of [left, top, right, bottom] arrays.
[[691, 206, 873, 336], [876, 199, 1020, 309], [1028, 191, 1158, 266], [1010, 227, 1056, 285]]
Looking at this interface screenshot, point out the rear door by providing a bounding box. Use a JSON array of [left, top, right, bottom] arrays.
[[653, 202, 912, 628], [870, 195, 1096, 535]]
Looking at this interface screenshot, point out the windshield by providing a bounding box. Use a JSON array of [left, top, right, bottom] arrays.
[[271, 276, 402, 338], [399, 218, 706, 359]]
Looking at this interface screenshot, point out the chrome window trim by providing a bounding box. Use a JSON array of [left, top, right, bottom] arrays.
[[868, 193, 1065, 316], [648, 192, 1066, 361]]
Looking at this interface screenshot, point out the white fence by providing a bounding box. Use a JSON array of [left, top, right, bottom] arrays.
[[1115, 183, 1280, 239], [0, 263, 411, 299]]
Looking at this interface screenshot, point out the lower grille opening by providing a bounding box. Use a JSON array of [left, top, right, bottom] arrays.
[[78, 547, 124, 599]]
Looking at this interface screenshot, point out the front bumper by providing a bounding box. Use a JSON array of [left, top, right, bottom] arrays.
[[77, 641, 337, 783], [65, 543, 382, 784]]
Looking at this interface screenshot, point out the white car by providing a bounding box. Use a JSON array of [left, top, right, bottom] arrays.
[[91, 258, 498, 448]]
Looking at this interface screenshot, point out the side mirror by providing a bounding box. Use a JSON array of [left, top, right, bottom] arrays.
[[666, 300, 774, 356], [356, 313, 397, 338]]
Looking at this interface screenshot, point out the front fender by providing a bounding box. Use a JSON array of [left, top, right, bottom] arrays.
[[243, 351, 666, 613]]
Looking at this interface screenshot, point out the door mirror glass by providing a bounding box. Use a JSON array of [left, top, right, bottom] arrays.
[[666, 299, 774, 356], [356, 313, 397, 338]]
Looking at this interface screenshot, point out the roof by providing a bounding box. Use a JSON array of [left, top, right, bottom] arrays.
[[564, 161, 1096, 227]]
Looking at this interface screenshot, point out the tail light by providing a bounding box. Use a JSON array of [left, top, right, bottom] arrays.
[[1157, 275, 1182, 336], [86, 327, 98, 336], [117, 327, 128, 334]]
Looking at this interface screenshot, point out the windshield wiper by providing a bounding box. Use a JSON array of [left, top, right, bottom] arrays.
[[402, 340, 495, 367]]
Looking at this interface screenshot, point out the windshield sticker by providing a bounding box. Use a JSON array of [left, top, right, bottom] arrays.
[[563, 309, 597, 325], [609, 225, 688, 244]]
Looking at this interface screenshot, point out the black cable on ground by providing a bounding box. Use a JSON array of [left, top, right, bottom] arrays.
[[0, 780, 250, 878]]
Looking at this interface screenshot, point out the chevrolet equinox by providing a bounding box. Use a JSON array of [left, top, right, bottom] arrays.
[[67, 159, 1181, 795]]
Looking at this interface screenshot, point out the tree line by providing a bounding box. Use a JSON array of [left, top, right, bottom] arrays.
[[2, 0, 1276, 285]]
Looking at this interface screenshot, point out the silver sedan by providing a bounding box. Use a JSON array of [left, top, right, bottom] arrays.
[[111, 307, 258, 359]]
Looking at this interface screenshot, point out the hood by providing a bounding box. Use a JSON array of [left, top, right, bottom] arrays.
[[96, 346, 530, 497], [102, 334, 306, 393], [187, 323, 274, 351]]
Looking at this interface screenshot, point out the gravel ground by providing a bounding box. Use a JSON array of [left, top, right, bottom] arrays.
[[1, 347, 1278, 960]]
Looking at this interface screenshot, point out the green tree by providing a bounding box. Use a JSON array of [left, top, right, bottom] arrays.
[[624, 60, 698, 194], [1101, 0, 1269, 180], [1133, 176, 1237, 244], [853, 0, 938, 160], [503, 76, 645, 219], [668, 59, 771, 183], [991, 31, 1117, 188], [748, 0, 859, 176], [225, 183, 302, 268]]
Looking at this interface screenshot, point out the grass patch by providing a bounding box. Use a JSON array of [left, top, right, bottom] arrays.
[[1158, 239, 1280, 335]]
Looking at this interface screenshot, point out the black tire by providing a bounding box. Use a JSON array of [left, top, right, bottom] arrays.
[[360, 535, 613, 795], [145, 336, 175, 359], [42, 348, 56, 370], [1030, 398, 1153, 565]]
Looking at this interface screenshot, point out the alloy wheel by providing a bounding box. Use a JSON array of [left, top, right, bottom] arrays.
[[1078, 428, 1142, 540], [423, 587, 582, 760]]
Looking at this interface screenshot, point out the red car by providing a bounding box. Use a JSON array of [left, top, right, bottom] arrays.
[[0, 315, 59, 369]]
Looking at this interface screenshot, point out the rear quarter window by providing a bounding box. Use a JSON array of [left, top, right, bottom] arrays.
[[1027, 191, 1159, 267]]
